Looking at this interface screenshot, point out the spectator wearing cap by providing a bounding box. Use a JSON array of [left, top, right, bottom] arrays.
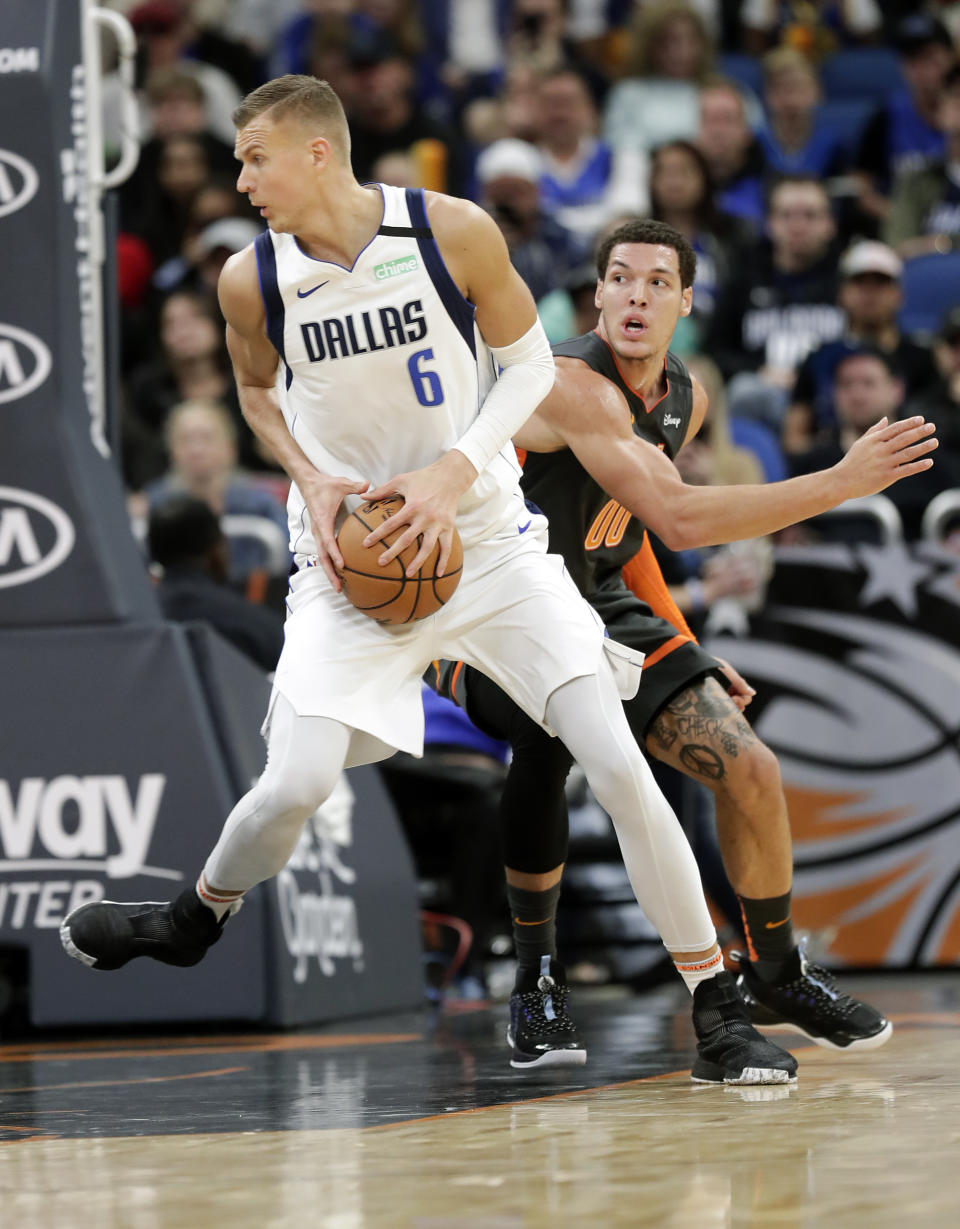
[[907, 305, 960, 455], [783, 240, 939, 453], [534, 68, 649, 253], [789, 347, 954, 539], [341, 26, 465, 196], [884, 63, 960, 258], [148, 495, 285, 673], [475, 138, 580, 303], [851, 14, 956, 231]]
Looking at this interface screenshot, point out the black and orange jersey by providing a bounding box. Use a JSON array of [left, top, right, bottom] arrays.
[[521, 330, 694, 600]]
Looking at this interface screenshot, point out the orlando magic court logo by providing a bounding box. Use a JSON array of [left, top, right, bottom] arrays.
[[707, 542, 960, 969]]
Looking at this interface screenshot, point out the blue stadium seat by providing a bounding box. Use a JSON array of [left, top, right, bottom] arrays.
[[718, 53, 763, 98], [899, 251, 960, 336], [819, 48, 903, 103], [816, 98, 874, 162], [729, 417, 788, 484]]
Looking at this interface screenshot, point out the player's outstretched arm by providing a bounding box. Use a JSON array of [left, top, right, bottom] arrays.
[[364, 198, 555, 576], [543, 362, 938, 550], [218, 248, 369, 590]]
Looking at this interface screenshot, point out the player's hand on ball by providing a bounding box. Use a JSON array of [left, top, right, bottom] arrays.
[[837, 416, 937, 498], [300, 471, 371, 591], [364, 452, 476, 578]]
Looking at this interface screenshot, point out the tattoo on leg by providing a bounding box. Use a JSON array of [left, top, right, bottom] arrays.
[[648, 714, 678, 751], [679, 744, 725, 780]]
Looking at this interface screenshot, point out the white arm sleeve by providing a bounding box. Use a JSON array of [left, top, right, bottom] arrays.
[[452, 317, 555, 476]]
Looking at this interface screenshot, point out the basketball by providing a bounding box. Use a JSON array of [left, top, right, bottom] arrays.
[[336, 496, 463, 626]]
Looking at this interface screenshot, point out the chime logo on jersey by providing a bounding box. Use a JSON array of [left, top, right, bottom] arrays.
[[0, 486, 75, 589], [0, 149, 38, 219], [300, 299, 428, 363], [373, 254, 418, 281], [0, 322, 52, 403]]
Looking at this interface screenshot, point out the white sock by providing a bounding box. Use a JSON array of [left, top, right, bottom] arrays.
[[196, 874, 244, 921], [674, 947, 724, 995]]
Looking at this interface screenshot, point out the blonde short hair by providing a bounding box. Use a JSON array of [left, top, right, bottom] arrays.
[[232, 74, 350, 159]]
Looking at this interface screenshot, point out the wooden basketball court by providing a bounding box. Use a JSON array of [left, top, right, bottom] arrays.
[[1, 973, 957, 1227]]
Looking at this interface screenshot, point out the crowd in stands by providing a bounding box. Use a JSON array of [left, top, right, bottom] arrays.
[[103, 0, 960, 610]]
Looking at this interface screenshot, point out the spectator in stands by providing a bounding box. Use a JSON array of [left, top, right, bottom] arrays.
[[789, 347, 955, 538], [123, 290, 246, 488], [648, 139, 755, 346], [342, 26, 465, 195], [126, 0, 243, 144], [146, 400, 290, 584], [152, 181, 260, 294], [907, 305, 960, 453], [475, 138, 581, 302], [604, 2, 715, 153], [783, 240, 939, 453], [884, 63, 960, 256], [696, 76, 769, 226], [119, 69, 237, 239], [148, 495, 284, 672], [706, 174, 844, 426], [135, 134, 218, 265], [851, 14, 955, 231], [741, 0, 883, 59], [534, 67, 648, 250], [757, 48, 847, 176]]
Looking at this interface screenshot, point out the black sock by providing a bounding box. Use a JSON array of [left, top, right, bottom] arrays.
[[506, 881, 561, 978], [737, 891, 796, 981]]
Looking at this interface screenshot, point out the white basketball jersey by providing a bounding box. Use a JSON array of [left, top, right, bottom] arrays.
[[254, 184, 527, 558]]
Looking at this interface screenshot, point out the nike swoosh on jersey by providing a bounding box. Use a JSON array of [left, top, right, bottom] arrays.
[[297, 281, 329, 298], [517, 519, 532, 534]]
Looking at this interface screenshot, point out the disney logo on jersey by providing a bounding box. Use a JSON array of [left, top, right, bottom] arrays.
[[0, 149, 39, 219], [662, 413, 683, 429], [300, 299, 427, 364], [0, 486, 75, 589], [0, 322, 52, 404], [374, 254, 418, 281]]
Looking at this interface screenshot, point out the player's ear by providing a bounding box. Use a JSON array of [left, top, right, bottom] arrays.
[[679, 285, 693, 318], [594, 279, 603, 310]]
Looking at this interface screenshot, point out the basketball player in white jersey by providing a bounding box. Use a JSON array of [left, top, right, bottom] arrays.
[[61, 75, 798, 1084]]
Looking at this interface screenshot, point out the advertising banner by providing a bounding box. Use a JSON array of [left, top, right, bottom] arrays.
[[0, 0, 157, 625], [707, 541, 960, 968]]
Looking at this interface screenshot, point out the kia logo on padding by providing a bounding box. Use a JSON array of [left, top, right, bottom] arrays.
[[0, 149, 38, 219], [0, 323, 52, 404], [0, 487, 75, 588]]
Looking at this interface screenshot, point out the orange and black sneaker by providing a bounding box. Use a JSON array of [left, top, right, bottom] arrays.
[[735, 944, 893, 1052]]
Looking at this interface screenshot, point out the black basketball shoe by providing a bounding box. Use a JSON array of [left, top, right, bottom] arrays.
[[60, 888, 229, 971], [507, 957, 587, 1069], [735, 945, 893, 1051], [691, 971, 799, 1085]]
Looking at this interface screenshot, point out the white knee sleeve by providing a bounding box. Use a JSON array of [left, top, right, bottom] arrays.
[[545, 669, 716, 953], [203, 695, 351, 893]]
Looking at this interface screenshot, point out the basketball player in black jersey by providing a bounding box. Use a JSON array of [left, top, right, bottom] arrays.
[[432, 218, 938, 1069]]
